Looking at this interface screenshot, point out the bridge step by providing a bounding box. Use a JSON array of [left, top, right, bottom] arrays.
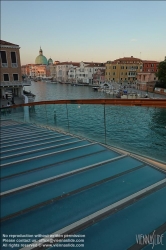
[[1, 120, 165, 250]]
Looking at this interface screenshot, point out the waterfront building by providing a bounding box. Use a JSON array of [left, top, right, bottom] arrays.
[[49, 61, 60, 80], [67, 63, 80, 82], [137, 60, 159, 90], [105, 56, 143, 84], [93, 69, 105, 84], [21, 47, 52, 78], [22, 64, 48, 78], [55, 62, 80, 82], [0, 39, 31, 98], [76, 62, 105, 84]]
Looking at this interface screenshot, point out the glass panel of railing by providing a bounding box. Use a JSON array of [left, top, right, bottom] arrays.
[[0, 107, 12, 119], [105, 106, 166, 163], [45, 104, 69, 133], [67, 104, 105, 144], [29, 104, 48, 126], [10, 106, 24, 122]]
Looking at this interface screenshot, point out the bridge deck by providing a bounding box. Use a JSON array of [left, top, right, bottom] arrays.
[[1, 120, 166, 250]]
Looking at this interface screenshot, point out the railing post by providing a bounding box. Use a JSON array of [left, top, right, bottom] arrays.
[[66, 103, 70, 133], [45, 104, 48, 126], [104, 104, 107, 144]]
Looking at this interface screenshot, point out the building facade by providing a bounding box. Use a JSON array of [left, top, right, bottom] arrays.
[[0, 40, 30, 98], [137, 60, 158, 82], [68, 62, 105, 84], [105, 56, 143, 84], [137, 60, 159, 90], [93, 69, 105, 84], [21, 64, 48, 78], [21, 47, 52, 78], [55, 62, 80, 82], [49, 61, 60, 79]]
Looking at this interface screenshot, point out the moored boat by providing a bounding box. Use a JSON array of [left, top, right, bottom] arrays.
[[23, 90, 36, 102]]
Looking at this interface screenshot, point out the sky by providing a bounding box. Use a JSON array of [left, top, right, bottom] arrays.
[[1, 1, 166, 65]]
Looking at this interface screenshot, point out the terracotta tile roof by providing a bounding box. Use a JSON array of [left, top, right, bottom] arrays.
[[142, 60, 159, 63], [0, 40, 19, 46], [113, 56, 142, 62], [71, 63, 80, 66], [85, 63, 105, 67], [55, 62, 80, 67]]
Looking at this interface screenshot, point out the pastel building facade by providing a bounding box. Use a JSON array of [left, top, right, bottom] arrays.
[[137, 60, 159, 90], [105, 57, 143, 83], [55, 62, 79, 82], [0, 40, 30, 98], [49, 61, 60, 79], [92, 69, 105, 84], [21, 47, 52, 78], [69, 62, 105, 84]]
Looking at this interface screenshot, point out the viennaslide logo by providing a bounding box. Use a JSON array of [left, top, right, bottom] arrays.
[[136, 231, 164, 249]]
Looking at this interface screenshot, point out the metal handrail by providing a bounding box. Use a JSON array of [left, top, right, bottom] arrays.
[[0, 98, 165, 109]]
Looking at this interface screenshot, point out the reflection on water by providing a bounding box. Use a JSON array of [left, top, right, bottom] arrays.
[[25, 81, 166, 163]]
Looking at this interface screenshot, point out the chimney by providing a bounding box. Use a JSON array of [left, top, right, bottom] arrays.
[[131, 56, 133, 58]]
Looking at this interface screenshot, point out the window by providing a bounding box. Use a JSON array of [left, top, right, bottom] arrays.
[[121, 72, 123, 75], [113, 72, 115, 75], [11, 52, 17, 63], [126, 66, 127, 69], [113, 66, 116, 69], [0, 51, 7, 67], [13, 74, 18, 81], [4, 74, 9, 81]]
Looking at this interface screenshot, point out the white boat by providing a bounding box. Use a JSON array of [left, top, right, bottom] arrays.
[[121, 93, 141, 99], [23, 90, 36, 102]]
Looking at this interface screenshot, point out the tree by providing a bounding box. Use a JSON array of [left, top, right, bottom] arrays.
[[156, 57, 166, 88]]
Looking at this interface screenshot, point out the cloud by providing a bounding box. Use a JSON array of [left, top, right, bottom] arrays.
[[130, 38, 137, 42]]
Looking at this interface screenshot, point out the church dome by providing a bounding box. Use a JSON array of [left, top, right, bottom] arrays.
[[35, 47, 48, 65], [48, 58, 53, 65]]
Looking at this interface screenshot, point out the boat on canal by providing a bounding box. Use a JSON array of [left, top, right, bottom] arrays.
[[23, 90, 36, 102]]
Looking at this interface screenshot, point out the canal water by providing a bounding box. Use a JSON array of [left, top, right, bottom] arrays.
[[25, 81, 166, 163], [25, 81, 110, 101]]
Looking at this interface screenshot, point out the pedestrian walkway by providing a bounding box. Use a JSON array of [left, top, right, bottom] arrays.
[[1, 119, 166, 250], [0, 96, 24, 107]]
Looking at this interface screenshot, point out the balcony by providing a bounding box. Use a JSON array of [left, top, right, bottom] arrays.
[[128, 73, 136, 77], [0, 80, 31, 87], [128, 68, 137, 71]]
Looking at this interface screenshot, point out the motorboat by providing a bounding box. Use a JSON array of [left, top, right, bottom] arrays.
[[23, 90, 36, 102]]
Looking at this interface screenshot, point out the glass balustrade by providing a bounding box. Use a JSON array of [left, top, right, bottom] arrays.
[[1, 103, 166, 163]]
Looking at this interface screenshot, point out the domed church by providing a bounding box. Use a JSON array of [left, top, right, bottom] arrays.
[[35, 47, 48, 65], [48, 58, 53, 65]]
